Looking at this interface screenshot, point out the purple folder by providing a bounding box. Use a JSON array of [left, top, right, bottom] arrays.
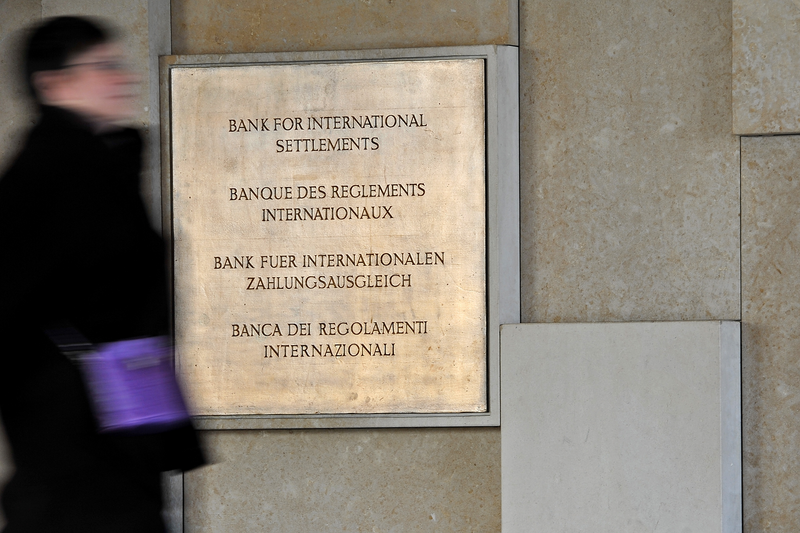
[[80, 336, 190, 433]]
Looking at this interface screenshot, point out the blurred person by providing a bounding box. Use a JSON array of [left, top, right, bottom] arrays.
[[0, 16, 203, 533]]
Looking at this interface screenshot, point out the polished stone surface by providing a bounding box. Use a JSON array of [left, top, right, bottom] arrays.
[[733, 0, 800, 134], [519, 0, 740, 323], [742, 135, 800, 532], [171, 0, 517, 54], [502, 322, 741, 532], [184, 428, 501, 532]]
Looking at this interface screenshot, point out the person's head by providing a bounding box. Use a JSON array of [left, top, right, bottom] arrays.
[[24, 16, 137, 131]]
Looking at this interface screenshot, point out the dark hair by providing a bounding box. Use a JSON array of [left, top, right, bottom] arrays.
[[23, 16, 114, 100]]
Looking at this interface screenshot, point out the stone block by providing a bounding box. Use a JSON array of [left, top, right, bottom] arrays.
[[184, 428, 501, 532], [741, 135, 800, 531], [733, 0, 800, 134], [501, 322, 741, 532], [171, 0, 517, 55], [520, 0, 740, 323]]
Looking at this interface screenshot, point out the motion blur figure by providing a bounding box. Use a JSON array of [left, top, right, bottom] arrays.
[[0, 17, 203, 533]]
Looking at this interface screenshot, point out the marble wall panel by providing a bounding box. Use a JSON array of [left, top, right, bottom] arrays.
[[185, 428, 501, 533], [520, 0, 740, 323], [732, 0, 800, 134], [742, 135, 800, 532], [170, 0, 517, 54], [502, 322, 740, 532]]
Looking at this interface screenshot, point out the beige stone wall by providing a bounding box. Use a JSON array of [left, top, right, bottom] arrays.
[[171, 0, 517, 55], [742, 136, 800, 532], [733, 0, 800, 134], [520, 0, 739, 324], [186, 429, 500, 532], [3, 0, 800, 531], [734, 19, 800, 529]]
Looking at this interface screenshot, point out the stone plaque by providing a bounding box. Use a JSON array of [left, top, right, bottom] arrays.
[[169, 57, 487, 416]]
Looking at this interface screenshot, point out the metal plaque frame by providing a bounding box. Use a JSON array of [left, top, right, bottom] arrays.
[[160, 45, 518, 428]]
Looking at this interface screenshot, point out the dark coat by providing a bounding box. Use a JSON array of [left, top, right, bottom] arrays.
[[0, 107, 203, 533]]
